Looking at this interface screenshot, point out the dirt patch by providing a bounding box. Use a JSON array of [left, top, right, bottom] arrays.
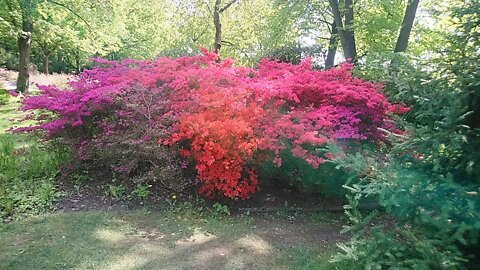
[[54, 163, 210, 215], [120, 214, 348, 270], [251, 215, 348, 249], [54, 172, 346, 214]]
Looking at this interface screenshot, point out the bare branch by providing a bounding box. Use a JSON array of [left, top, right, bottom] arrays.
[[46, 0, 92, 30], [219, 0, 238, 13], [221, 40, 234, 46]]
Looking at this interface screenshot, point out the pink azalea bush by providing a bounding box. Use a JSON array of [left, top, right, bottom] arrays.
[[17, 49, 408, 199]]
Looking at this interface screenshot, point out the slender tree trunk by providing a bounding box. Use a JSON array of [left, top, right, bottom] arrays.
[[17, 19, 33, 93], [213, 0, 222, 54], [394, 0, 420, 52], [42, 53, 50, 74], [325, 20, 338, 69], [329, 0, 357, 62], [56, 51, 64, 73], [343, 0, 356, 60], [75, 52, 80, 74], [212, 0, 237, 56], [41, 44, 51, 74], [389, 0, 420, 78]]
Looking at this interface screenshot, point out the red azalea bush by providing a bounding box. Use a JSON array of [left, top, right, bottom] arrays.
[[17, 49, 408, 199]]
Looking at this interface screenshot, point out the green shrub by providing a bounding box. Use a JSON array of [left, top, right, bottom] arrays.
[[131, 183, 150, 200], [211, 202, 230, 217], [331, 228, 467, 269], [329, 3, 480, 267], [259, 147, 351, 199], [107, 184, 126, 199], [0, 48, 18, 70], [330, 153, 480, 269], [0, 134, 70, 220], [0, 89, 9, 106]]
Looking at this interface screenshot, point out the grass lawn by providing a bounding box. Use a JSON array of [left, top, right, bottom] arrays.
[[0, 209, 342, 270], [0, 95, 38, 136]]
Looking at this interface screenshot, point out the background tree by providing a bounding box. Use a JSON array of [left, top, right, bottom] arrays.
[[213, 0, 238, 54], [329, 0, 356, 61], [17, 0, 37, 92], [394, 0, 420, 53], [1, 0, 94, 91]]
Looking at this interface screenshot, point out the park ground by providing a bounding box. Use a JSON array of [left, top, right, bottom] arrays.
[[0, 209, 347, 270], [0, 72, 349, 270]]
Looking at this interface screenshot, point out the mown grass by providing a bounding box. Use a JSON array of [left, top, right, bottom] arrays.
[[0, 207, 340, 270]]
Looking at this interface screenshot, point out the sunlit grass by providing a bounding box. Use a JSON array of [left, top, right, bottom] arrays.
[[0, 96, 36, 135], [0, 210, 340, 270], [0, 210, 251, 269]]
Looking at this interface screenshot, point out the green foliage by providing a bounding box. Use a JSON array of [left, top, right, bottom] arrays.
[[0, 88, 9, 105], [0, 134, 69, 220], [331, 228, 467, 269], [131, 183, 150, 200], [381, 1, 480, 183], [355, 0, 406, 55], [259, 148, 350, 198], [72, 171, 91, 185], [1, 0, 345, 70], [0, 48, 17, 70], [211, 202, 230, 217], [330, 3, 480, 268], [106, 184, 125, 200], [331, 152, 480, 269]]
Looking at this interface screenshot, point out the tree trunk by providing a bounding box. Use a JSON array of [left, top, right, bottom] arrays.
[[42, 53, 50, 74], [212, 0, 237, 56], [325, 20, 338, 69], [41, 43, 51, 74], [17, 19, 33, 93], [329, 0, 357, 62], [343, 0, 357, 60], [75, 52, 80, 74], [394, 0, 420, 53], [56, 51, 65, 73], [213, 0, 222, 54]]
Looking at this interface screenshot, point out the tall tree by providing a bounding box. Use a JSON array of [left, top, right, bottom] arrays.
[[34, 8, 67, 74], [213, 0, 238, 55], [17, 0, 37, 92], [394, 0, 420, 52], [325, 20, 338, 69], [329, 0, 357, 61], [328, 0, 419, 64], [13, 0, 92, 91], [266, 0, 338, 68]]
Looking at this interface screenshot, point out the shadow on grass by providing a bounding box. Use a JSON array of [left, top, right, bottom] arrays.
[[0, 97, 36, 134], [0, 211, 341, 270]]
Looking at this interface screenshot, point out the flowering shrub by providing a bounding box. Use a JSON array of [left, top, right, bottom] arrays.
[[17, 49, 407, 200]]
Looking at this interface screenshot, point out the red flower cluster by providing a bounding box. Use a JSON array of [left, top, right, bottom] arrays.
[[167, 89, 262, 199], [18, 49, 408, 199]]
